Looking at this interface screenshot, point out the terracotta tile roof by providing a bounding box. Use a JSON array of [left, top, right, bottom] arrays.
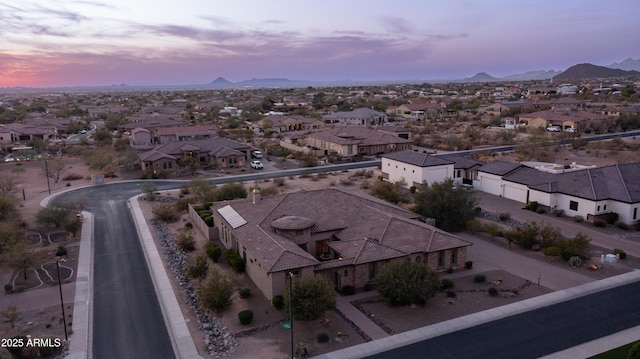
[[307, 127, 411, 146], [211, 189, 470, 274]]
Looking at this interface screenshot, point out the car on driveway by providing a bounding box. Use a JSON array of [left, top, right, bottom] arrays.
[[547, 126, 561, 132], [251, 150, 263, 158], [250, 160, 263, 169]]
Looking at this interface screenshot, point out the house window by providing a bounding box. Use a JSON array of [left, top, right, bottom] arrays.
[[569, 201, 578, 211], [597, 205, 600, 211], [604, 205, 607, 210], [634, 208, 638, 220], [438, 251, 445, 266], [316, 240, 329, 255], [368, 263, 376, 279], [451, 248, 458, 264]]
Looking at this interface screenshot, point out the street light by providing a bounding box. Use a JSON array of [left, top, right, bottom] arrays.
[[288, 271, 295, 359], [56, 259, 68, 341]]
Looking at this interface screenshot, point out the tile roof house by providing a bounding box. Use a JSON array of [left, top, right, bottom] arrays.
[[137, 137, 250, 174], [305, 127, 412, 157], [322, 107, 387, 126], [154, 124, 218, 144], [260, 115, 324, 133], [382, 151, 483, 187], [475, 160, 640, 225], [518, 109, 609, 131], [209, 189, 471, 299]]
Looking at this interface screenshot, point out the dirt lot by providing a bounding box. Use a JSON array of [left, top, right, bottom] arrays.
[[1, 142, 639, 358]]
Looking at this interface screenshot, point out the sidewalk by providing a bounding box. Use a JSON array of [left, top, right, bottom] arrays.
[[335, 291, 388, 341]]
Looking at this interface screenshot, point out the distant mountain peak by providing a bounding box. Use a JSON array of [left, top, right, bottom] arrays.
[[553, 63, 640, 81], [210, 77, 233, 85]]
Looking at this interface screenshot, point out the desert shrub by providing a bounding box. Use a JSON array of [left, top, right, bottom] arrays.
[[180, 185, 190, 195], [525, 201, 539, 212], [188, 254, 208, 279], [295, 342, 310, 358], [341, 285, 355, 295], [238, 309, 253, 325], [224, 249, 245, 273], [506, 221, 540, 249], [484, 224, 501, 238], [574, 215, 584, 223], [440, 279, 454, 290], [616, 222, 629, 230], [62, 173, 83, 181], [38, 338, 63, 357], [568, 256, 583, 267], [499, 212, 511, 221], [543, 246, 562, 257], [446, 290, 457, 298], [260, 186, 279, 197], [203, 215, 214, 227], [152, 203, 178, 222], [466, 219, 482, 232], [594, 220, 607, 227], [465, 261, 473, 269], [553, 209, 565, 217], [273, 177, 286, 186], [176, 230, 196, 252], [445, 267, 454, 274], [605, 212, 619, 225], [473, 274, 486, 283], [213, 182, 247, 201], [316, 331, 330, 343], [197, 267, 235, 315], [174, 198, 191, 212], [204, 242, 221, 262], [487, 287, 499, 296], [4, 283, 13, 293], [6, 335, 28, 358], [536, 208, 546, 214], [628, 341, 640, 359], [184, 222, 193, 229], [613, 248, 627, 259], [376, 261, 441, 305], [272, 295, 284, 309], [238, 287, 251, 298], [56, 245, 67, 257], [539, 224, 564, 248], [558, 233, 591, 260], [370, 181, 407, 204]]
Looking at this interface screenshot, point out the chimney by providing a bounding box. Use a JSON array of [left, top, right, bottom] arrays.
[[252, 186, 261, 204]]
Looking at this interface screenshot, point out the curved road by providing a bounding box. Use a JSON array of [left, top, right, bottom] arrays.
[[53, 161, 380, 358]]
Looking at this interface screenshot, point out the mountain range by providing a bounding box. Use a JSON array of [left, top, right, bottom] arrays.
[[207, 58, 640, 88]]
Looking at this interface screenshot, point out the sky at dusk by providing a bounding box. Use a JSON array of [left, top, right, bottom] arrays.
[[1, 0, 639, 88]]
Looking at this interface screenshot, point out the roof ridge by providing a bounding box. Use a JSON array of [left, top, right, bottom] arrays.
[[586, 168, 597, 199], [614, 164, 632, 202]]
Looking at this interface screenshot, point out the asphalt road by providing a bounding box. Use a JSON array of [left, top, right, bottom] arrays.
[[366, 280, 640, 359], [52, 161, 380, 359]]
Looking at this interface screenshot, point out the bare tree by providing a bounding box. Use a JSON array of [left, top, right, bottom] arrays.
[[44, 159, 65, 184]]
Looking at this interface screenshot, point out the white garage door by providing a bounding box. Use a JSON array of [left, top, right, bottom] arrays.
[[504, 185, 527, 203]]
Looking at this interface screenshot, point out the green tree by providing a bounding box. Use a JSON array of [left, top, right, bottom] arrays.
[[140, 182, 157, 201], [628, 341, 640, 359], [64, 214, 83, 239], [178, 156, 200, 175], [190, 177, 216, 202], [93, 129, 113, 146], [213, 182, 247, 201], [36, 204, 72, 228], [376, 260, 441, 306], [197, 267, 235, 316], [413, 178, 477, 232], [285, 276, 335, 321], [0, 195, 18, 222]]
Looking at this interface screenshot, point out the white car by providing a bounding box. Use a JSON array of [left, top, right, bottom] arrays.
[[564, 127, 578, 133], [546, 126, 561, 132], [251, 150, 263, 158], [80, 129, 87, 134], [250, 160, 263, 169]]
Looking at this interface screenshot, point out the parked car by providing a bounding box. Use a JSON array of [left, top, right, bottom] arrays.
[[250, 160, 263, 169], [251, 150, 263, 158], [564, 127, 578, 133], [546, 126, 561, 132], [80, 129, 87, 134]]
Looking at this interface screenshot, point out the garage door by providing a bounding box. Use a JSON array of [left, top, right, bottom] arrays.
[[503, 185, 527, 203]]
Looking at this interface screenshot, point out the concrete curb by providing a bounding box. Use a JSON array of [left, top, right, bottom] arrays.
[[67, 211, 93, 359], [128, 195, 203, 359], [311, 269, 640, 359]]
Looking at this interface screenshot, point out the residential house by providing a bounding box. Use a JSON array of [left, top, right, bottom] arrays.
[[208, 189, 472, 300], [322, 107, 387, 126], [474, 160, 640, 225], [261, 115, 324, 133], [390, 103, 445, 121], [376, 125, 411, 140], [382, 151, 483, 187], [305, 127, 412, 157], [130, 127, 152, 147], [482, 103, 511, 117], [518, 110, 608, 131], [137, 137, 250, 173], [154, 124, 218, 144]]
